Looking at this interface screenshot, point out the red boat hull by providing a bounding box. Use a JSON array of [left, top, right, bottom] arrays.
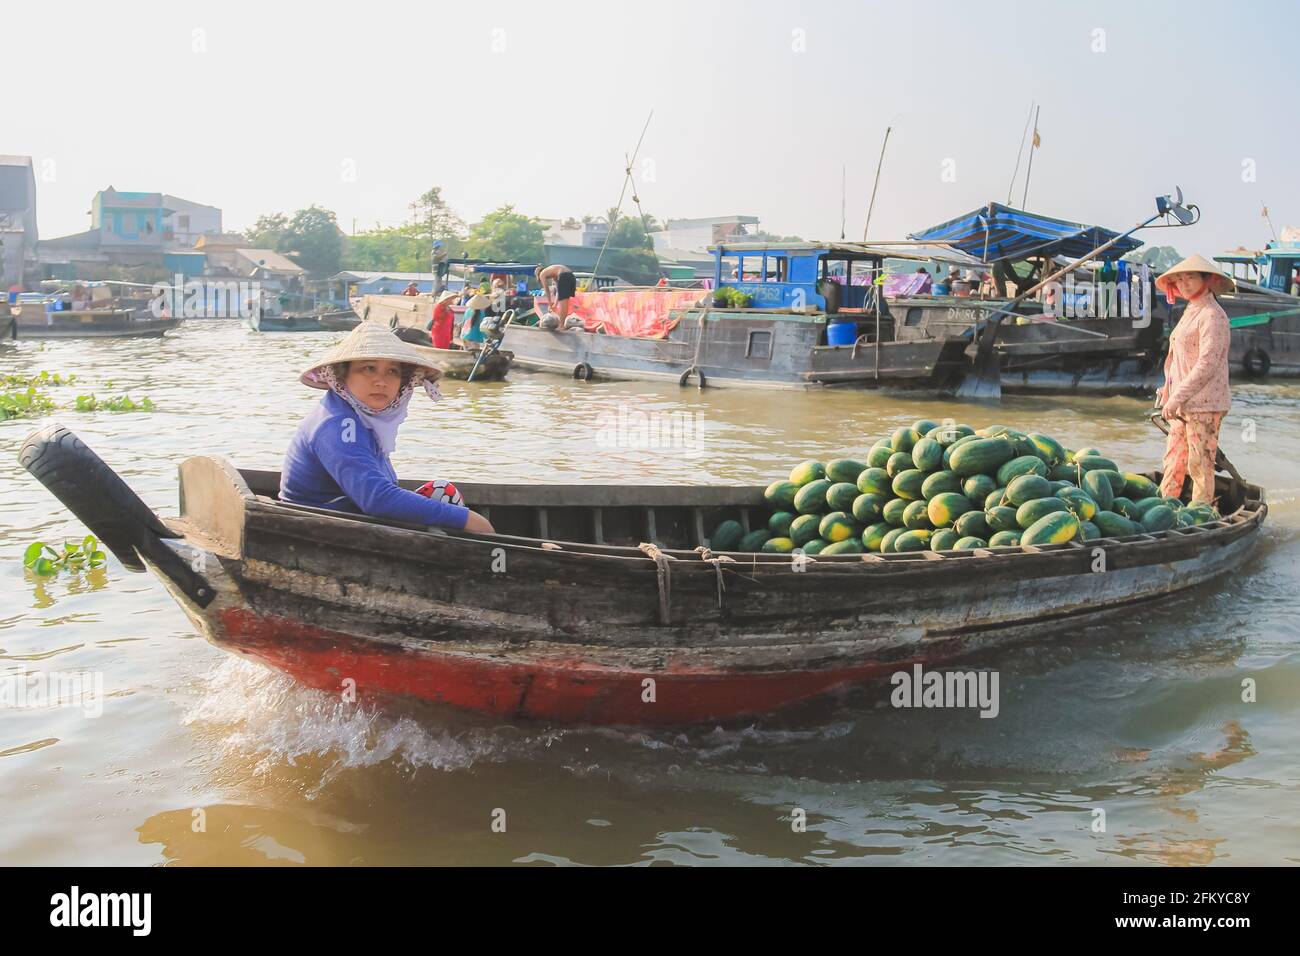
[[217, 608, 892, 724]]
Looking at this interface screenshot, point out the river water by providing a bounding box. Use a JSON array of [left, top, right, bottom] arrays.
[[1, 321, 1296, 866]]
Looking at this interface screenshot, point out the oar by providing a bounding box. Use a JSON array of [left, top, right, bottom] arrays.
[[1148, 411, 1243, 483]]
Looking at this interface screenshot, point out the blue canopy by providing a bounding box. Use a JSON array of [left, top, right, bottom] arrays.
[[908, 202, 1143, 263]]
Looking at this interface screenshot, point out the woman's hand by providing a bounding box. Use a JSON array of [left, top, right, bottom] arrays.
[[1163, 400, 1185, 421], [462, 510, 496, 535]]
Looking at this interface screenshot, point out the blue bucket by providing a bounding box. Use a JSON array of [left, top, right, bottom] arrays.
[[827, 321, 858, 346]]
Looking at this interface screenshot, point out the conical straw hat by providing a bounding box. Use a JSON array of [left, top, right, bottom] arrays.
[[1154, 253, 1235, 296], [301, 322, 442, 388]]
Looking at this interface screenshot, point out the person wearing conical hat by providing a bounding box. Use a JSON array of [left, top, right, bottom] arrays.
[[1154, 254, 1234, 505], [430, 289, 458, 350], [279, 323, 495, 533]]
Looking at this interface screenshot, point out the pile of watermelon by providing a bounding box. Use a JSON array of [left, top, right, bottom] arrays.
[[711, 420, 1221, 555]]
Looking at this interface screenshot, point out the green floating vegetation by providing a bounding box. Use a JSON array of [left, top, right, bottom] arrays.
[[0, 387, 59, 421], [24, 536, 108, 577], [1, 370, 77, 389], [73, 393, 157, 413]]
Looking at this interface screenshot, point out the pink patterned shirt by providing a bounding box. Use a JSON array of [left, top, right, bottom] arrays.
[[1163, 295, 1231, 413]]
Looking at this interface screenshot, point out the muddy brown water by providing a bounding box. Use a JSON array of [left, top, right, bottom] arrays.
[[1, 322, 1297, 865]]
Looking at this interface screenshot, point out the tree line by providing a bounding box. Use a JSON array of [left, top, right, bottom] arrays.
[[242, 189, 670, 284]]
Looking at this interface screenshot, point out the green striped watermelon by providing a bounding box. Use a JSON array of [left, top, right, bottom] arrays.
[[988, 530, 1022, 547], [886, 451, 915, 477], [953, 536, 988, 550], [1123, 473, 1161, 500], [902, 500, 933, 530], [1140, 504, 1176, 532], [764, 481, 800, 511], [930, 528, 962, 551], [1093, 511, 1137, 538], [927, 492, 974, 528], [985, 505, 1020, 533], [894, 530, 932, 552], [822, 538, 864, 556], [911, 436, 944, 471], [826, 482, 859, 512], [767, 511, 795, 537], [933, 423, 975, 446], [738, 529, 771, 551], [1055, 487, 1098, 521], [879, 527, 907, 553], [921, 470, 963, 500], [710, 520, 743, 551], [851, 493, 888, 524], [890, 427, 916, 453], [789, 513, 822, 545], [857, 466, 893, 496], [794, 479, 832, 514], [826, 458, 867, 484], [882, 498, 909, 526], [962, 474, 998, 503], [892, 469, 926, 501], [867, 442, 893, 469], [762, 537, 795, 553], [819, 512, 860, 542], [1021, 511, 1079, 546], [996, 455, 1049, 486], [1005, 474, 1053, 506], [789, 460, 826, 486], [954, 509, 991, 539], [799, 539, 829, 555], [1028, 433, 1066, 464], [1082, 469, 1113, 511], [1016, 496, 1070, 529], [949, 437, 1016, 477], [861, 522, 891, 552]]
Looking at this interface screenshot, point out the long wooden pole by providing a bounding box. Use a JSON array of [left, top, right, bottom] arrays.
[[1021, 106, 1040, 208], [862, 126, 891, 241], [1007, 101, 1034, 204]]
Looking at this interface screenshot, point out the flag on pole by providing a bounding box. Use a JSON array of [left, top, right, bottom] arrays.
[[1032, 128, 1041, 148], [1262, 205, 1269, 217]]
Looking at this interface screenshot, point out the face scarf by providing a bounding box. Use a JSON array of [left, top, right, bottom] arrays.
[[307, 363, 442, 456]]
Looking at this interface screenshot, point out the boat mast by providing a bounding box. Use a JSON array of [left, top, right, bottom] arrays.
[[862, 126, 891, 242]]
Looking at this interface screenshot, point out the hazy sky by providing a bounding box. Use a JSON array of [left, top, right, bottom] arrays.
[[11, 0, 1297, 256]]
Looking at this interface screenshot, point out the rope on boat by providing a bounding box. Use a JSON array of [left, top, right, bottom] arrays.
[[638, 542, 676, 624], [692, 546, 736, 609]]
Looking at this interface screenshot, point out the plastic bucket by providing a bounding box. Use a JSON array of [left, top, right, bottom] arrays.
[[827, 321, 858, 346]]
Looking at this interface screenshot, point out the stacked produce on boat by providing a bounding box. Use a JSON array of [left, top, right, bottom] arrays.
[[712, 420, 1221, 555]]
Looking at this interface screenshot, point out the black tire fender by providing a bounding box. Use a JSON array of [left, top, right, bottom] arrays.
[[1242, 348, 1270, 377], [678, 365, 707, 389], [18, 424, 177, 572], [573, 362, 594, 381]]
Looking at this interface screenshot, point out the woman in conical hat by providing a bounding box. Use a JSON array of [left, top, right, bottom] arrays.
[[1154, 254, 1234, 505], [278, 323, 495, 533]]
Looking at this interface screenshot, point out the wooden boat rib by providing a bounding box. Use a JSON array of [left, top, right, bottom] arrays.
[[19, 425, 1266, 725]]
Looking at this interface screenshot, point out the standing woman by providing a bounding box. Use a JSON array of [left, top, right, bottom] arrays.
[[1154, 254, 1234, 504]]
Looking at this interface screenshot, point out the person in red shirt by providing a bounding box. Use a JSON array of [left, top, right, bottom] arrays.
[[430, 289, 458, 349], [402, 281, 420, 296]]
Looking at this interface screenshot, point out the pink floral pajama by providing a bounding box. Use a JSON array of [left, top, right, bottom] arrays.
[[1160, 412, 1224, 504]]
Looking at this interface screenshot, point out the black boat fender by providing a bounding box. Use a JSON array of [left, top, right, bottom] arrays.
[[573, 362, 594, 381], [18, 424, 215, 607], [678, 365, 707, 389], [1242, 348, 1271, 377]]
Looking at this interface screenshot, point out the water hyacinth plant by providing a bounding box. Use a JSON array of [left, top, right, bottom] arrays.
[[23, 536, 108, 577]]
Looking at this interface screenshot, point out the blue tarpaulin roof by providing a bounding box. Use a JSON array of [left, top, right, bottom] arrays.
[[908, 202, 1143, 263]]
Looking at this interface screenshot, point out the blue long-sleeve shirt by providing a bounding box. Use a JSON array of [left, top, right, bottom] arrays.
[[279, 390, 470, 529]]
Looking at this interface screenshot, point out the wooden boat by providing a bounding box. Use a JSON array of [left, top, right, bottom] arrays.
[[19, 425, 1267, 725], [317, 309, 360, 331], [1215, 246, 1300, 377], [12, 302, 181, 339], [249, 310, 325, 333], [407, 342, 512, 381]]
